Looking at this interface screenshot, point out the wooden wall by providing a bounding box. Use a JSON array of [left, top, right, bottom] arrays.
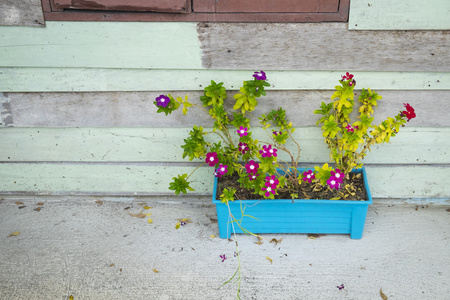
[[1, 3, 449, 202]]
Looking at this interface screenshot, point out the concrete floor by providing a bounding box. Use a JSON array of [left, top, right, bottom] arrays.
[[0, 196, 449, 300]]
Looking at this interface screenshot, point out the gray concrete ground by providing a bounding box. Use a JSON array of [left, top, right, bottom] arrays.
[[0, 197, 449, 300]]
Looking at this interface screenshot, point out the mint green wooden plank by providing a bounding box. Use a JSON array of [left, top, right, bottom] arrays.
[[1, 68, 449, 92], [0, 163, 448, 199], [1, 127, 448, 165], [349, 0, 450, 30], [0, 21, 202, 69]]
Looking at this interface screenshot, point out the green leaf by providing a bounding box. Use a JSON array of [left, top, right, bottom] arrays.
[[169, 174, 194, 195]]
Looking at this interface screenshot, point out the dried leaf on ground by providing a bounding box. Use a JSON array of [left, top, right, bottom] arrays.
[[95, 200, 103, 206], [254, 236, 264, 245], [152, 268, 159, 273], [210, 234, 216, 238], [446, 208, 450, 212], [68, 296, 74, 300], [148, 218, 153, 224], [308, 234, 327, 239], [129, 212, 146, 218], [270, 238, 282, 246], [7, 231, 20, 238], [266, 256, 273, 264], [380, 288, 388, 300], [15, 201, 24, 205], [18, 206, 26, 209], [34, 207, 41, 212], [175, 222, 181, 229], [36, 202, 44, 206], [109, 263, 115, 267], [143, 205, 152, 210], [137, 202, 146, 205]]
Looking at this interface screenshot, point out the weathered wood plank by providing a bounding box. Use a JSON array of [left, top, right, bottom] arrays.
[[349, 0, 450, 30], [0, 163, 448, 199], [2, 90, 448, 127], [1, 127, 448, 165], [1, 69, 448, 92], [0, 0, 45, 27], [0, 21, 202, 69], [198, 23, 450, 71]]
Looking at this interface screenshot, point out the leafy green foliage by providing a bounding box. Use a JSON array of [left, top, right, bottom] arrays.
[[169, 174, 194, 195]]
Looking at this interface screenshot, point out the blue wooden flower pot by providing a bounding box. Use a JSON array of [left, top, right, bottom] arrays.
[[213, 167, 372, 239]]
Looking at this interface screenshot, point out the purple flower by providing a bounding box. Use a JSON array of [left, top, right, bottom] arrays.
[[220, 254, 227, 262], [180, 221, 187, 226], [245, 160, 259, 175], [205, 152, 218, 167], [238, 142, 249, 154], [265, 175, 279, 189], [260, 144, 277, 158], [273, 131, 281, 136], [327, 176, 341, 190], [302, 170, 315, 183], [155, 95, 170, 107], [262, 182, 276, 197], [237, 126, 248, 137], [330, 169, 344, 182], [214, 163, 228, 178], [337, 284, 345, 290], [253, 71, 267, 81]]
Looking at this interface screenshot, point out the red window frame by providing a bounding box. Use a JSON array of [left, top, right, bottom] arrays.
[[42, 0, 350, 22]]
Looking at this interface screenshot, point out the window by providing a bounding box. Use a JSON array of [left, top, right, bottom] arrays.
[[42, 0, 349, 22]]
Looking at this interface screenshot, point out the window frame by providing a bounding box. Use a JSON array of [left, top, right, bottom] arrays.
[[41, 0, 350, 22]]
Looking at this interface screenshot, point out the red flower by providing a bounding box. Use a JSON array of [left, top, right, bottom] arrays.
[[341, 72, 354, 81], [401, 103, 416, 121]]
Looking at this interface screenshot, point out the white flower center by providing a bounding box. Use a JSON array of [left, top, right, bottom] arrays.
[[250, 165, 254, 170], [266, 187, 272, 192], [240, 130, 245, 134], [209, 157, 214, 161], [270, 180, 274, 184], [221, 167, 225, 172], [269, 149, 273, 153], [331, 180, 336, 185], [335, 173, 341, 179], [307, 174, 311, 179]]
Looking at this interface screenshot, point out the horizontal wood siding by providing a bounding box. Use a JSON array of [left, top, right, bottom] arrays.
[[349, 0, 450, 30], [198, 23, 450, 71], [1, 91, 449, 127], [0, 22, 448, 71], [0, 20, 449, 201], [0, 163, 448, 199], [1, 69, 448, 92], [1, 127, 448, 165]]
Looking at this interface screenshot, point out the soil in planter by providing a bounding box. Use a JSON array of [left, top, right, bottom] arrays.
[[217, 172, 368, 201]]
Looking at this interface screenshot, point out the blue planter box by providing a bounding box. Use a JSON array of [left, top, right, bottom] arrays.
[[213, 167, 372, 239]]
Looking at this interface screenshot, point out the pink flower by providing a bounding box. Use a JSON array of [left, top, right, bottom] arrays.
[[330, 169, 344, 182], [327, 176, 341, 190], [302, 170, 315, 183], [345, 124, 355, 132], [273, 131, 280, 136], [238, 142, 249, 154], [265, 175, 279, 189], [262, 182, 276, 197], [248, 173, 259, 181], [214, 164, 228, 177], [259, 144, 277, 158], [205, 152, 218, 167], [245, 160, 259, 175], [237, 126, 248, 137]]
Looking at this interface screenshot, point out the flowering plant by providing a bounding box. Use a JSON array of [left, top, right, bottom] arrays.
[[154, 71, 415, 201]]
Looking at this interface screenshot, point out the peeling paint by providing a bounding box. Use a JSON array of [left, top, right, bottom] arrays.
[[0, 93, 13, 127]]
